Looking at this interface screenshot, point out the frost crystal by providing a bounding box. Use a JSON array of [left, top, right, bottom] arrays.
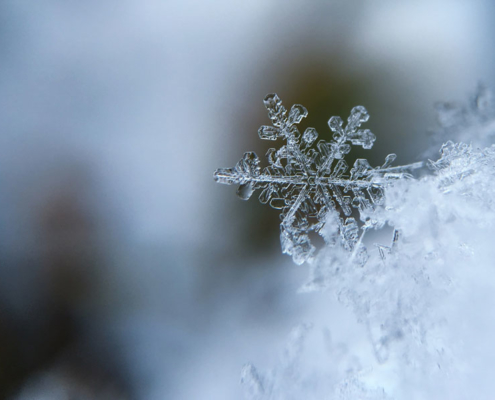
[[214, 94, 422, 264]]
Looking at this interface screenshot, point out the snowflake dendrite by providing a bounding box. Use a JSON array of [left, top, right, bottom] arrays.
[[214, 94, 422, 264]]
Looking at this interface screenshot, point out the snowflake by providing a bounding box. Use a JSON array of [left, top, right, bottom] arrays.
[[214, 94, 422, 264]]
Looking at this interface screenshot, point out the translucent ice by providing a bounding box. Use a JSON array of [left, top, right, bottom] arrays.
[[214, 94, 422, 264]]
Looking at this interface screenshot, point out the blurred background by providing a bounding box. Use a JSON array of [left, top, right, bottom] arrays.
[[0, 1, 494, 398]]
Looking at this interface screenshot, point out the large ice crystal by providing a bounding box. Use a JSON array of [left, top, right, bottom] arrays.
[[214, 94, 422, 264]]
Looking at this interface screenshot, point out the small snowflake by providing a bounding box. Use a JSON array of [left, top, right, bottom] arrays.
[[214, 94, 422, 264]]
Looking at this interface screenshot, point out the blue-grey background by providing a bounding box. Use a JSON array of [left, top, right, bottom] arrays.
[[0, 1, 493, 398]]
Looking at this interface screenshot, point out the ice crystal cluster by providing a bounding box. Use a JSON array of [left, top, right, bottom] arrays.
[[214, 94, 422, 265], [215, 87, 495, 399]]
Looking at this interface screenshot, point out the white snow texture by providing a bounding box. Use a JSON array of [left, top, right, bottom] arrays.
[[216, 87, 495, 399]]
